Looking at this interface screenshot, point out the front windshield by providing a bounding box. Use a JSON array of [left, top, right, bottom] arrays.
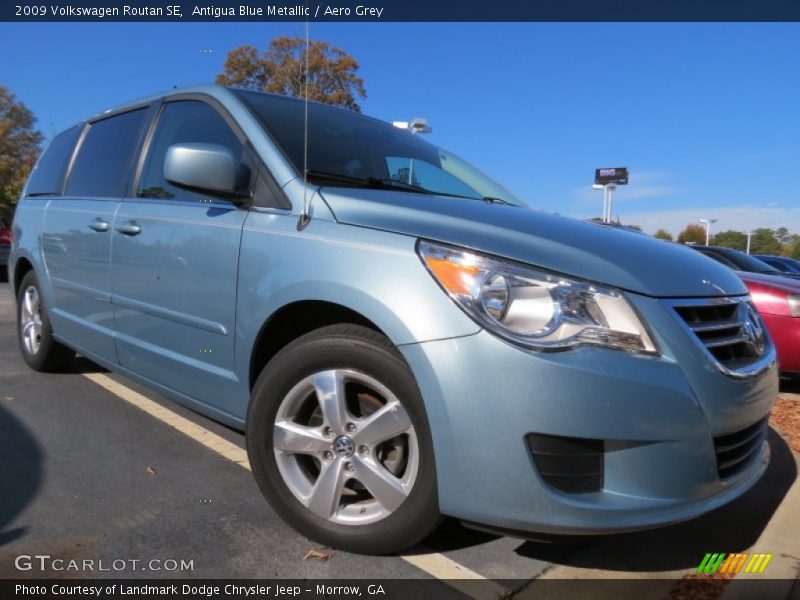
[[234, 90, 525, 207]]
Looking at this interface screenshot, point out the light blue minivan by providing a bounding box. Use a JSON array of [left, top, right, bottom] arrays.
[[10, 85, 777, 554]]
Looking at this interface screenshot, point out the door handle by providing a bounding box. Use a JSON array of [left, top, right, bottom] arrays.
[[88, 218, 109, 232], [115, 221, 141, 236]]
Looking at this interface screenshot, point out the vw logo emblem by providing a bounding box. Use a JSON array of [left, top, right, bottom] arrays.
[[741, 305, 766, 357], [333, 436, 355, 458]]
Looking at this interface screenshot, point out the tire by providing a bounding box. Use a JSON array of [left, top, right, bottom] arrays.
[[17, 270, 75, 372], [246, 324, 440, 554]]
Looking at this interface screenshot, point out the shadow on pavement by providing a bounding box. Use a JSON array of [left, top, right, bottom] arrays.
[[419, 517, 500, 552], [0, 402, 42, 547], [780, 376, 800, 395], [70, 356, 109, 374]]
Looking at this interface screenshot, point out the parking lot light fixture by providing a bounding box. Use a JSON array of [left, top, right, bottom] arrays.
[[699, 218, 718, 246], [393, 118, 432, 135]]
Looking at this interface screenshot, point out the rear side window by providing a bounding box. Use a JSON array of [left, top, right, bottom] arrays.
[[137, 100, 246, 202], [25, 125, 82, 196], [700, 250, 738, 269], [67, 108, 147, 198], [763, 259, 789, 272]]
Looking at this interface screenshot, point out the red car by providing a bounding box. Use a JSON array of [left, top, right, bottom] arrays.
[[738, 271, 800, 374], [0, 218, 11, 271]]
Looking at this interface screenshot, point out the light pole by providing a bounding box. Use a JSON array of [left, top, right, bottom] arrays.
[[392, 118, 431, 185], [592, 184, 619, 223], [745, 231, 754, 254], [699, 218, 718, 245]]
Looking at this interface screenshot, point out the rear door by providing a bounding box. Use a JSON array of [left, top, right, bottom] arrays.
[[42, 108, 149, 360], [110, 98, 251, 412]]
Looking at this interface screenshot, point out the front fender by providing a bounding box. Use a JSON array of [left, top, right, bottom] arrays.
[[234, 212, 480, 385]]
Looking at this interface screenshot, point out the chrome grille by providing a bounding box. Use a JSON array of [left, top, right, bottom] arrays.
[[667, 296, 773, 378]]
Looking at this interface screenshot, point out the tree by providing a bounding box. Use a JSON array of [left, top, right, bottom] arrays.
[[791, 241, 800, 260], [0, 85, 42, 220], [391, 167, 420, 187], [216, 36, 366, 112], [677, 224, 707, 245], [748, 228, 782, 255], [653, 228, 673, 241], [775, 227, 793, 245], [623, 223, 643, 232], [713, 230, 748, 251]]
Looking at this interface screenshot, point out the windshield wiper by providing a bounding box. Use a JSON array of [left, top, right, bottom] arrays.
[[365, 177, 431, 193], [483, 196, 515, 206], [305, 171, 430, 194], [305, 170, 516, 205]]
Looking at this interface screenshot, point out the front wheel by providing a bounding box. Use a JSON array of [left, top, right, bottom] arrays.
[[246, 324, 440, 554]]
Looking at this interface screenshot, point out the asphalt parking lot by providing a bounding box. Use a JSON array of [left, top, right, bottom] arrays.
[[1, 281, 798, 598]]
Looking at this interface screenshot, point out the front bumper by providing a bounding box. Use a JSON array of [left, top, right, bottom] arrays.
[[399, 294, 778, 535]]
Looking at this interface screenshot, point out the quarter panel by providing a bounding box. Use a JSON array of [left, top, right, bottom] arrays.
[[9, 198, 49, 294]]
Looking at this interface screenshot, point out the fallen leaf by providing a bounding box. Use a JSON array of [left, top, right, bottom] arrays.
[[145, 466, 157, 476], [4, 395, 15, 401], [303, 549, 331, 561]]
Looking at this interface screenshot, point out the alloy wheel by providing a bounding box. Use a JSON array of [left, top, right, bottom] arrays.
[[273, 369, 418, 525], [20, 285, 43, 356]]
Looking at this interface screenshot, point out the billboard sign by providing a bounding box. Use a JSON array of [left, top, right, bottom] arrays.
[[595, 167, 629, 185]]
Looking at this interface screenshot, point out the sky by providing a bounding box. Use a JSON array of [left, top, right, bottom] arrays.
[[1, 22, 799, 236]]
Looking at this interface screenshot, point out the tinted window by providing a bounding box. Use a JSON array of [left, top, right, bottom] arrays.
[[761, 258, 790, 273], [138, 101, 247, 202], [697, 249, 739, 269], [67, 109, 146, 198], [26, 125, 82, 196], [712, 248, 780, 274]]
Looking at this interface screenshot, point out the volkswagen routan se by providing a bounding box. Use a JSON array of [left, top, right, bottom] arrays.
[[10, 85, 777, 554]]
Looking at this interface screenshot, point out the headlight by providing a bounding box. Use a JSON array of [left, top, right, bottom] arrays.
[[418, 240, 658, 354], [788, 295, 800, 317]]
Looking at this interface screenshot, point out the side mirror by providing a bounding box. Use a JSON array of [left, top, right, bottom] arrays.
[[164, 143, 241, 197]]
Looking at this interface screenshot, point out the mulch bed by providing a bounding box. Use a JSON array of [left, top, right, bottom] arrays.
[[772, 394, 800, 455], [667, 573, 734, 600]]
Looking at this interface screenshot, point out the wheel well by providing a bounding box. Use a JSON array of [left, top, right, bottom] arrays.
[[249, 301, 385, 390], [13, 257, 33, 298]]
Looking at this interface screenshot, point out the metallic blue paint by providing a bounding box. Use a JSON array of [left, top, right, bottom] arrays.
[[318, 188, 747, 298], [9, 84, 777, 536]]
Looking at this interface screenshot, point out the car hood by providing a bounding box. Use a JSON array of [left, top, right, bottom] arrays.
[[319, 188, 747, 298]]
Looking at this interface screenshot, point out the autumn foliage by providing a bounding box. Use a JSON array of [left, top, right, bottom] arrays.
[[216, 36, 367, 112], [0, 85, 42, 219]]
